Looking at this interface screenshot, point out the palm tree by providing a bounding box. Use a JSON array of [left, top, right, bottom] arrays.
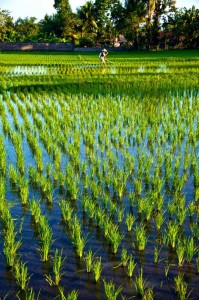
[[77, 1, 98, 38]]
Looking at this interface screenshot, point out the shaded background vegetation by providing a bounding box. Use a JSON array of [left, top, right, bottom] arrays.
[[0, 0, 198, 50]]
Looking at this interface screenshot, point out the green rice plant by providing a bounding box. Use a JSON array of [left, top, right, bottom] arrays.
[[142, 197, 154, 221], [166, 220, 179, 249], [58, 286, 79, 300], [59, 171, 65, 187], [129, 191, 136, 206], [134, 224, 148, 251], [16, 153, 25, 175], [8, 164, 18, 185], [174, 272, 189, 300], [165, 262, 170, 278], [93, 257, 102, 282], [53, 168, 59, 181], [185, 237, 197, 264], [70, 215, 87, 258], [46, 162, 53, 177], [116, 206, 125, 223], [176, 208, 187, 226], [103, 278, 123, 300], [45, 180, 53, 203], [53, 148, 61, 170], [125, 212, 136, 231], [0, 136, 6, 177], [28, 166, 40, 187], [29, 199, 41, 224], [107, 225, 124, 254], [74, 234, 88, 258], [3, 236, 21, 268], [188, 201, 196, 218], [194, 187, 199, 201], [142, 288, 154, 300], [45, 248, 65, 286], [167, 201, 176, 219], [24, 287, 40, 300], [67, 178, 79, 200], [66, 289, 79, 300], [134, 178, 142, 196], [14, 260, 31, 290], [134, 268, 147, 297], [154, 246, 162, 263], [109, 200, 116, 217], [176, 240, 185, 266], [87, 200, 96, 219], [35, 148, 43, 172], [190, 221, 199, 239], [154, 211, 165, 231], [95, 207, 105, 226], [0, 177, 5, 210], [127, 254, 136, 277], [38, 215, 53, 262], [120, 247, 128, 267], [84, 248, 93, 273], [18, 177, 29, 205], [59, 200, 74, 222]]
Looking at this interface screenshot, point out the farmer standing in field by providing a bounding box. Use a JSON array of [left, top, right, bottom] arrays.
[[99, 49, 108, 65]]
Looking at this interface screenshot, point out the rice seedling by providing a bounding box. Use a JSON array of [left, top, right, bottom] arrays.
[[120, 247, 128, 267], [174, 272, 190, 300], [23, 287, 40, 300], [167, 201, 176, 219], [70, 215, 87, 258], [59, 200, 74, 222], [103, 278, 123, 300], [134, 224, 148, 251], [176, 240, 185, 266], [0, 176, 5, 210], [134, 268, 147, 297], [142, 288, 154, 300], [127, 254, 136, 277], [14, 260, 31, 290], [93, 257, 102, 283], [18, 177, 29, 205], [29, 199, 41, 224], [116, 206, 125, 223], [8, 164, 18, 185], [154, 246, 162, 264], [3, 236, 21, 268], [84, 248, 94, 273], [125, 212, 136, 231], [165, 262, 170, 278], [58, 286, 79, 300], [185, 237, 197, 264], [0, 135, 6, 177], [37, 215, 53, 262], [154, 211, 165, 231], [107, 224, 124, 254], [45, 248, 66, 286], [165, 221, 179, 249], [176, 207, 187, 226], [66, 289, 79, 300]]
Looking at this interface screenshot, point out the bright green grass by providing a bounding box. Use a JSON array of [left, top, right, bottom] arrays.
[[0, 50, 198, 96]]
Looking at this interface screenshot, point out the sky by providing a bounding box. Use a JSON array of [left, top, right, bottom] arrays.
[[0, 0, 199, 21]]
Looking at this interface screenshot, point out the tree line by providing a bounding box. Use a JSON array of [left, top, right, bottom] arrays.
[[0, 0, 198, 50]]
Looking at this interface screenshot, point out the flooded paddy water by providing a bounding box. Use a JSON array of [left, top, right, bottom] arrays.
[[0, 50, 199, 299]]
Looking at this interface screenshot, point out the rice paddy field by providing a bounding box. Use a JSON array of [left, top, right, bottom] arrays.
[[0, 49, 199, 300]]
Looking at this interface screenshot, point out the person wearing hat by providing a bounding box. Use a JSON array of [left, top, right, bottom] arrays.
[[99, 49, 108, 65]]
